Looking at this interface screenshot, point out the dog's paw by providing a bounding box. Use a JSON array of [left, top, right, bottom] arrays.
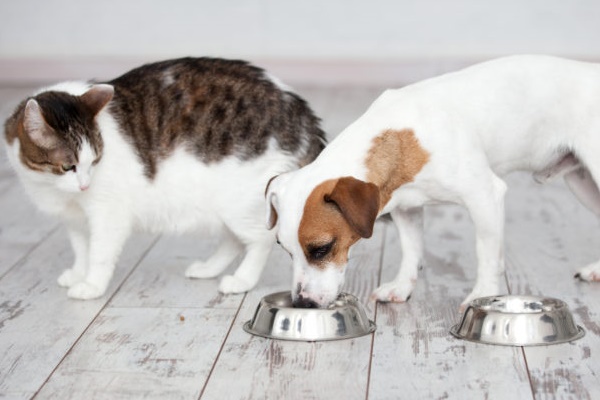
[[67, 281, 105, 300], [371, 280, 415, 303], [185, 261, 222, 279], [57, 269, 84, 288], [218, 275, 253, 294], [575, 263, 600, 282], [460, 285, 501, 312]]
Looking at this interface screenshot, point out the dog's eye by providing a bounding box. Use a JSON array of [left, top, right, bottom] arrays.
[[307, 240, 335, 261]]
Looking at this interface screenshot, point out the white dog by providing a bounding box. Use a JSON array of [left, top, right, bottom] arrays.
[[266, 55, 600, 308]]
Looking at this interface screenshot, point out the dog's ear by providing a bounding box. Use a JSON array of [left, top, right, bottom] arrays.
[[265, 175, 279, 229], [326, 176, 380, 238]]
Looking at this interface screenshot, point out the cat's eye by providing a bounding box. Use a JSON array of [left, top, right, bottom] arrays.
[[61, 164, 76, 172], [307, 240, 335, 261]]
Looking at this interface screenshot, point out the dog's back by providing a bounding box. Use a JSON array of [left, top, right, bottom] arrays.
[[351, 55, 600, 180]]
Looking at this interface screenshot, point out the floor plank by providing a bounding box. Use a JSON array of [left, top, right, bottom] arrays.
[[199, 224, 386, 400], [109, 234, 241, 309], [34, 307, 233, 400], [2, 83, 600, 399], [0, 120, 59, 278], [0, 227, 157, 399], [504, 173, 600, 400], [369, 205, 533, 399]]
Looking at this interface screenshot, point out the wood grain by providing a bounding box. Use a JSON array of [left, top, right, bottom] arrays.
[[199, 224, 386, 400], [504, 173, 600, 400], [109, 234, 241, 310], [0, 228, 157, 399], [34, 307, 235, 400], [369, 204, 533, 399], [1, 86, 600, 399]]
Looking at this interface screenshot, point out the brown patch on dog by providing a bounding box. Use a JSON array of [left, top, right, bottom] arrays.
[[365, 129, 430, 209], [299, 179, 358, 269]]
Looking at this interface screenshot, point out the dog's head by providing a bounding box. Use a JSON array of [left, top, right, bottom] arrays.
[[266, 171, 380, 308]]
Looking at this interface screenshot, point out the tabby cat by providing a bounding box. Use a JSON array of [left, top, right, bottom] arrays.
[[4, 57, 326, 299]]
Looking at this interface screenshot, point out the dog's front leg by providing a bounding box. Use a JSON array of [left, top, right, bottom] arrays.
[[461, 174, 508, 309], [565, 166, 600, 281], [372, 207, 424, 303]]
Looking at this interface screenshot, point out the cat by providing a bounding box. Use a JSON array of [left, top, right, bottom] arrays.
[[3, 57, 326, 300]]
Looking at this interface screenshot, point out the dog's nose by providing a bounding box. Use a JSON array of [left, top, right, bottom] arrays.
[[292, 294, 319, 308]]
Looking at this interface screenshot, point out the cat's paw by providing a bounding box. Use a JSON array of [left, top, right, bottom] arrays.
[[57, 269, 85, 288], [575, 262, 600, 282], [218, 275, 254, 294], [67, 281, 105, 300], [371, 280, 415, 303], [185, 261, 222, 279]]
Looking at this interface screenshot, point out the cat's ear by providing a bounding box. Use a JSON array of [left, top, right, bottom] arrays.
[[80, 84, 114, 116], [23, 99, 59, 149]]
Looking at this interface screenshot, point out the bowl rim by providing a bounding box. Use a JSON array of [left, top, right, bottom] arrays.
[[468, 295, 569, 314], [450, 294, 586, 346], [243, 320, 377, 342], [449, 324, 585, 347], [243, 291, 377, 342]]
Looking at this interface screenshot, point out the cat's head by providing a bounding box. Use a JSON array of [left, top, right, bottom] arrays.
[[5, 84, 114, 192]]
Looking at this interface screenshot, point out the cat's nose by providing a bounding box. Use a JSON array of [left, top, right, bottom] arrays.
[[79, 184, 89, 191]]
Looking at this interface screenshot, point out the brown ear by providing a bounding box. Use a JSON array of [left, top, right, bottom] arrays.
[[326, 176, 380, 238], [80, 84, 114, 116], [23, 99, 58, 149]]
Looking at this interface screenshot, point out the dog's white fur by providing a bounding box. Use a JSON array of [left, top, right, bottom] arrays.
[[267, 55, 600, 308]]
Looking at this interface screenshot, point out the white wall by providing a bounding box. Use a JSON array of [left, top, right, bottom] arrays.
[[1, 0, 599, 84]]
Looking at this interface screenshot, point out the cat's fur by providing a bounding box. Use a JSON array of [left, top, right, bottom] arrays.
[[4, 57, 326, 299]]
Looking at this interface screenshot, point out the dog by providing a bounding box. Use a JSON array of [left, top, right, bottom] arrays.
[[266, 55, 600, 309]]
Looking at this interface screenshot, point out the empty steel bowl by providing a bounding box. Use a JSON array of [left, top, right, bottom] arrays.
[[450, 295, 585, 346], [243, 291, 376, 341]]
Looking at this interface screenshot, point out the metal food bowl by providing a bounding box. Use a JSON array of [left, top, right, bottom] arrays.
[[243, 291, 376, 341], [450, 295, 585, 346]]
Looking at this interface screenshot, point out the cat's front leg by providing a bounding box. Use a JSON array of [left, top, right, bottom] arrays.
[[57, 217, 89, 288], [67, 211, 132, 300], [186, 228, 243, 279], [219, 236, 274, 294]]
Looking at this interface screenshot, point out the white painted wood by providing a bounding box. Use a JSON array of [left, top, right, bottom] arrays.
[[2, 85, 599, 399], [504, 173, 600, 400], [109, 234, 241, 310], [199, 224, 386, 400], [369, 204, 533, 399], [34, 307, 234, 400], [0, 228, 157, 399], [0, 178, 59, 278], [35, 215, 250, 397]]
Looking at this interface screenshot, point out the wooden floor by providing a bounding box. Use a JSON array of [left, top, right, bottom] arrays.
[[1, 85, 599, 400]]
